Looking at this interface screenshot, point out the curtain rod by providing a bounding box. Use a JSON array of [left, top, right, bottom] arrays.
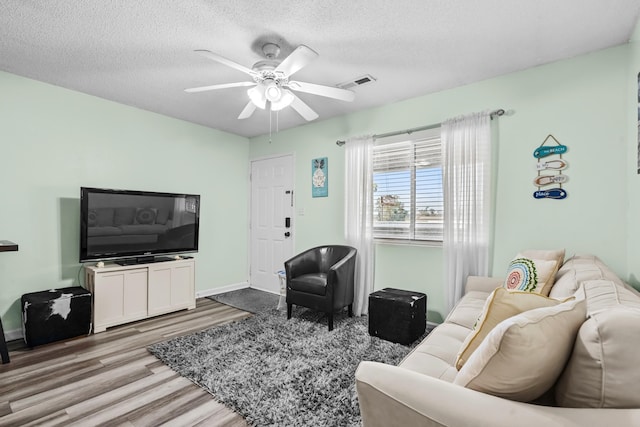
[[335, 108, 505, 146]]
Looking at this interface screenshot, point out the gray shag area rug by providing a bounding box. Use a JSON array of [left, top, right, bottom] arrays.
[[148, 307, 425, 426], [208, 288, 280, 313]]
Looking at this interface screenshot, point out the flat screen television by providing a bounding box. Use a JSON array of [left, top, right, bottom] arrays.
[[80, 187, 200, 264]]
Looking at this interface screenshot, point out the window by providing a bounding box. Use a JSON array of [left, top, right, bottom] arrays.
[[372, 128, 443, 242]]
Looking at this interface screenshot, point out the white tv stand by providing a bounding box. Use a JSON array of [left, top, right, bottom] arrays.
[[84, 257, 195, 333]]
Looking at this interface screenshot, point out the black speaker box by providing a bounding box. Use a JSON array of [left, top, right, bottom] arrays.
[[368, 288, 426, 345], [22, 286, 92, 347]]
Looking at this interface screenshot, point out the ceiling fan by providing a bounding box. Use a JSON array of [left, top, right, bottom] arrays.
[[185, 43, 355, 121]]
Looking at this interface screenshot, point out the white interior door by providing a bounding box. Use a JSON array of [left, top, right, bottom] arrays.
[[250, 155, 294, 294]]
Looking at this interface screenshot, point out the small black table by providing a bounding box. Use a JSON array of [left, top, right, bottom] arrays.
[[0, 240, 19, 364], [368, 288, 427, 345]]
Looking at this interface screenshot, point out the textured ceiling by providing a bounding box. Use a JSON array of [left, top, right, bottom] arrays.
[[0, 1, 639, 138]]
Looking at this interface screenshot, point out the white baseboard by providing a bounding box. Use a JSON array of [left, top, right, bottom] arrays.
[[247, 285, 281, 296], [196, 282, 250, 298], [4, 328, 22, 343]]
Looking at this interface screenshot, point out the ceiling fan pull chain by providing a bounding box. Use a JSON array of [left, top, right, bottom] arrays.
[[269, 107, 273, 143]]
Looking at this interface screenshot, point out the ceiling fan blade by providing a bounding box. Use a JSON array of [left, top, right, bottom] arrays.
[[238, 101, 257, 120], [195, 50, 256, 76], [290, 95, 319, 121], [184, 81, 256, 93], [275, 45, 318, 77], [288, 80, 355, 102]]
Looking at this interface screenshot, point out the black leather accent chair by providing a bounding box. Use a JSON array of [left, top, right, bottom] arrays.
[[285, 245, 357, 331]]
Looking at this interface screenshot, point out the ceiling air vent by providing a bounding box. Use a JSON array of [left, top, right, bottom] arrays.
[[338, 74, 377, 90]]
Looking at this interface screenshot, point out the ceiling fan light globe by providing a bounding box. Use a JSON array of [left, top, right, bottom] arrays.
[[264, 82, 282, 102], [271, 90, 294, 111], [248, 86, 266, 109]]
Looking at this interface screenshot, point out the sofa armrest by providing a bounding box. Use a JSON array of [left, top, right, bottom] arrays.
[[464, 276, 503, 294], [355, 362, 638, 427]]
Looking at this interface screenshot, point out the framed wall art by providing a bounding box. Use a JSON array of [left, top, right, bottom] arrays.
[[312, 157, 328, 197], [533, 134, 568, 200]]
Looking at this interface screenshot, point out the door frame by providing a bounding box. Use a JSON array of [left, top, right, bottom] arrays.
[[248, 153, 296, 292]]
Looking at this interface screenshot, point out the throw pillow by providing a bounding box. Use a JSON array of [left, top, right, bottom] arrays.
[[520, 249, 565, 293], [87, 209, 98, 227], [113, 207, 136, 226], [95, 208, 115, 227], [455, 287, 568, 370], [453, 298, 586, 402], [519, 248, 565, 266], [155, 209, 170, 225], [134, 207, 158, 225], [504, 257, 557, 294], [555, 280, 640, 408], [87, 208, 115, 227], [549, 255, 631, 299]]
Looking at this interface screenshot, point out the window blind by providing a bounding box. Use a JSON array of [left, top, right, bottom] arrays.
[[373, 133, 443, 241]]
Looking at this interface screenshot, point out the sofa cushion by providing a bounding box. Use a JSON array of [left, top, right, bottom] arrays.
[[581, 279, 640, 313], [455, 288, 568, 370], [400, 291, 490, 383], [549, 254, 629, 299], [453, 298, 586, 402], [114, 207, 136, 226], [118, 224, 168, 235], [555, 280, 640, 408], [86, 226, 122, 237], [400, 322, 470, 382], [504, 257, 557, 294], [445, 291, 492, 330], [289, 273, 327, 296]]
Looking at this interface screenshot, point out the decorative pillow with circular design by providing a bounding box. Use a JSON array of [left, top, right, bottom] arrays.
[[505, 258, 537, 291], [87, 209, 98, 227], [504, 257, 557, 294], [134, 207, 158, 225], [87, 208, 115, 227]]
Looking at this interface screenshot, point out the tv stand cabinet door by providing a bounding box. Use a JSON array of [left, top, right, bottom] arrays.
[[148, 260, 195, 317], [91, 268, 148, 332]]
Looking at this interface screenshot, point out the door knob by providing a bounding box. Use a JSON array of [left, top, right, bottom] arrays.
[[284, 232, 291, 237]]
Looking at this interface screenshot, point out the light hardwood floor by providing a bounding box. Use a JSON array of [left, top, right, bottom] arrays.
[[0, 298, 251, 426]]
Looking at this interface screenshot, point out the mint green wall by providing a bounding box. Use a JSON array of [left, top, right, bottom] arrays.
[[0, 71, 250, 332], [626, 39, 640, 288], [2, 40, 635, 332], [250, 44, 632, 322]]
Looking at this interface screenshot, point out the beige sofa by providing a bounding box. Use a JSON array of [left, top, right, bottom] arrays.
[[356, 254, 640, 427], [87, 206, 173, 246]]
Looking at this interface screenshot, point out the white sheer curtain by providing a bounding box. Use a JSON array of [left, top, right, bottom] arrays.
[[344, 135, 375, 316], [442, 111, 491, 312]]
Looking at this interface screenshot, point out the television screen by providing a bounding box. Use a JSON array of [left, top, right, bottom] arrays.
[[80, 187, 200, 263]]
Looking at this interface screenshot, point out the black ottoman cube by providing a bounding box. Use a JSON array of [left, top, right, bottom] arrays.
[[369, 288, 427, 345], [22, 286, 92, 347]]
